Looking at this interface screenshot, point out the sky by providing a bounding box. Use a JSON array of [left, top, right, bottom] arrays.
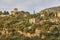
[[0, 0, 60, 13]]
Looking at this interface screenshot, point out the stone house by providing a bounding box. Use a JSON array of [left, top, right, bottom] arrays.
[[22, 12, 29, 17], [29, 18, 35, 24], [29, 18, 40, 24], [11, 8, 18, 15], [57, 12, 60, 17]]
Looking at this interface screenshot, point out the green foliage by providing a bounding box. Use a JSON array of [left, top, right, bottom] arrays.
[[0, 7, 60, 40]]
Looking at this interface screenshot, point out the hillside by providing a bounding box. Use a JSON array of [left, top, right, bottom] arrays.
[[0, 7, 60, 40], [40, 6, 60, 12]]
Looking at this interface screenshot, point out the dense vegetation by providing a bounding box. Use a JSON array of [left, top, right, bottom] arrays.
[[0, 6, 60, 40]]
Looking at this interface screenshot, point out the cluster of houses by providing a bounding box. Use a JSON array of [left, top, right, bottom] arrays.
[[0, 8, 29, 17], [40, 9, 60, 22], [0, 8, 60, 24], [29, 9, 60, 24]]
